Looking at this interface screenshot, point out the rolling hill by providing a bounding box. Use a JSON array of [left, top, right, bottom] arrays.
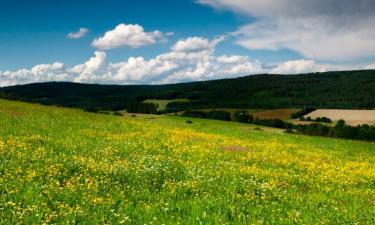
[[1, 70, 375, 111]]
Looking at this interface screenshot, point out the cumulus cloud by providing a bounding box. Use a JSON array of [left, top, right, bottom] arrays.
[[1, 36, 368, 87], [71, 51, 107, 82], [197, 0, 375, 61], [0, 37, 267, 86], [0, 62, 69, 86], [92, 23, 167, 50], [67, 28, 88, 39]]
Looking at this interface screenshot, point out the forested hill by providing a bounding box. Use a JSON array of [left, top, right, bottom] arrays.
[[1, 70, 375, 110]]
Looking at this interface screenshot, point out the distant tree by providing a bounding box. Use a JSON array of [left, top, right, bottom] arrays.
[[291, 107, 316, 119], [206, 110, 231, 121], [127, 102, 158, 114], [182, 110, 207, 118], [233, 111, 250, 123], [336, 119, 346, 127]]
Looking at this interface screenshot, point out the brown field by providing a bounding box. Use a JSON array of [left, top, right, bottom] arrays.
[[305, 109, 375, 126], [196, 108, 261, 115], [252, 108, 300, 120]]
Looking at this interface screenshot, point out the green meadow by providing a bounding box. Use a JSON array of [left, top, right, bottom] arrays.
[[0, 99, 374, 224]]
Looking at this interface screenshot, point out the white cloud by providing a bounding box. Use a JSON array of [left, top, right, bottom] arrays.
[[1, 36, 369, 87], [171, 36, 224, 52], [67, 28, 88, 39], [0, 62, 69, 86], [365, 63, 375, 70], [92, 23, 167, 50], [0, 37, 266, 86], [270, 60, 327, 74], [198, 0, 375, 61], [217, 55, 249, 64], [72, 51, 106, 83]]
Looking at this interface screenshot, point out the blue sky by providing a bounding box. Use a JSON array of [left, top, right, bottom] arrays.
[[0, 0, 247, 69], [0, 0, 374, 86]]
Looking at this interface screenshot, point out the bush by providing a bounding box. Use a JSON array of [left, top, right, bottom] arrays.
[[182, 110, 207, 118], [253, 118, 287, 129], [233, 111, 250, 123], [315, 117, 332, 123], [291, 107, 316, 119], [127, 102, 158, 114], [182, 110, 231, 121], [165, 101, 192, 112], [206, 110, 231, 121]]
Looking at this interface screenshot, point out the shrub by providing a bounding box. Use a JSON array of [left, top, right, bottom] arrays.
[[182, 110, 207, 118], [291, 107, 316, 119], [315, 117, 332, 123], [127, 102, 158, 114], [233, 111, 250, 123], [206, 110, 231, 121]]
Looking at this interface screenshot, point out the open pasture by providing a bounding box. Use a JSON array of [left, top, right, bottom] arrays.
[[0, 99, 374, 224]]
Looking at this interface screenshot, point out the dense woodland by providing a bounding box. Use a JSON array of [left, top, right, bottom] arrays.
[[1, 70, 375, 111]]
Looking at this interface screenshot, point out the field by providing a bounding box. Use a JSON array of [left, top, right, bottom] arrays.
[[181, 108, 298, 120], [306, 109, 375, 126], [142, 99, 190, 111], [0, 99, 375, 224], [252, 108, 300, 120]]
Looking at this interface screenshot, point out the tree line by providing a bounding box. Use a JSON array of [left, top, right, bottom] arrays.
[[182, 110, 375, 142]]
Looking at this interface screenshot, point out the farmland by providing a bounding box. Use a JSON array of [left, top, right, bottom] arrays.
[[252, 108, 299, 120], [306, 109, 375, 126], [0, 99, 375, 224]]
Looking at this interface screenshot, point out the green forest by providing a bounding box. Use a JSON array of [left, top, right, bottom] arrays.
[[1, 70, 375, 111]]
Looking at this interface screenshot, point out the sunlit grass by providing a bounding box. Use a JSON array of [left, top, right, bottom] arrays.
[[0, 99, 374, 224]]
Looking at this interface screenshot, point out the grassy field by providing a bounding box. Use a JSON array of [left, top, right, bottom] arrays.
[[142, 99, 190, 111], [0, 99, 375, 224], [306, 109, 375, 126]]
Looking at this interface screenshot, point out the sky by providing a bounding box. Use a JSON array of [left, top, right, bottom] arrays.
[[0, 0, 375, 86]]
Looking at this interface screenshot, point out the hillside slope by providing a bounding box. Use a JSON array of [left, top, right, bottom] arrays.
[[0, 99, 374, 224], [1, 70, 375, 110]]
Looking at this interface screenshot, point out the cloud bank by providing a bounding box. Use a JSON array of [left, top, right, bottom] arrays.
[[198, 0, 375, 61], [2, 35, 371, 87]]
